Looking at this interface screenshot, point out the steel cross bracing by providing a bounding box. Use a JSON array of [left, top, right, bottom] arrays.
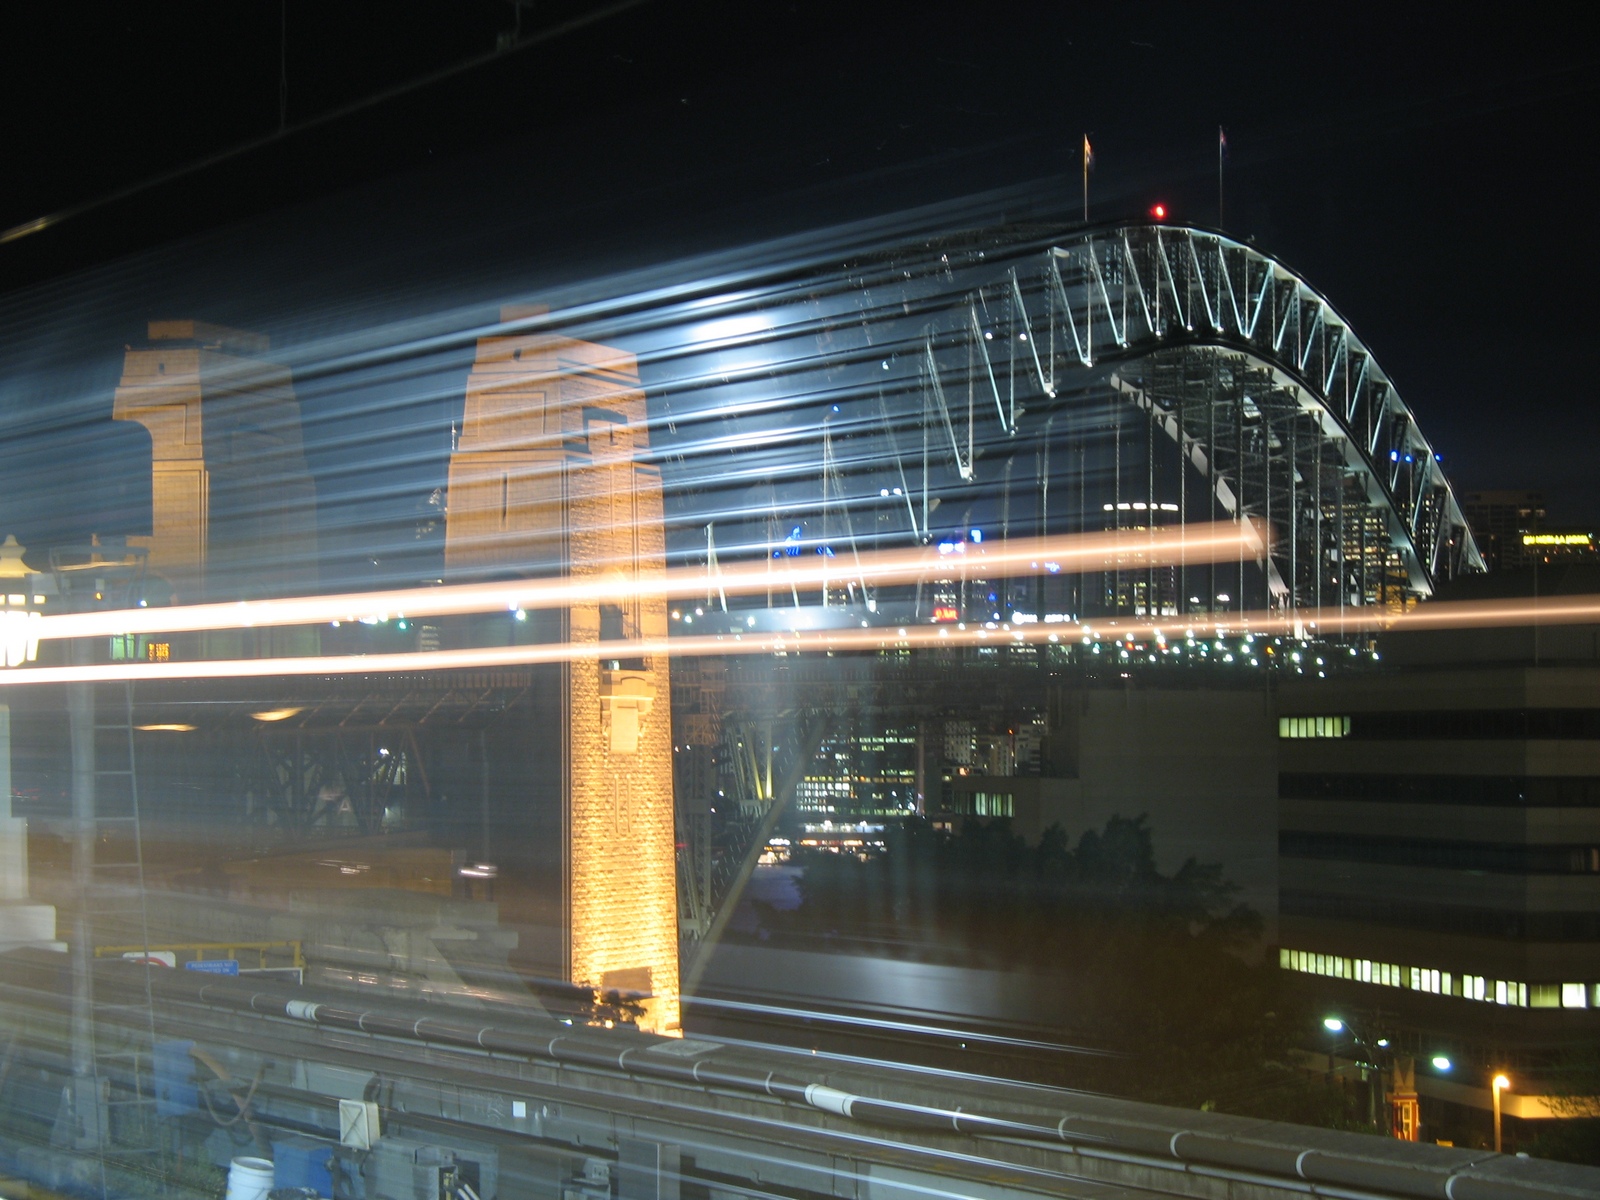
[[888, 224, 1483, 610], [652, 222, 1482, 619]]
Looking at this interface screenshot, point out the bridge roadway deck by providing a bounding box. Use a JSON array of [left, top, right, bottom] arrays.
[[2, 954, 1595, 1200], [11, 651, 1120, 729]]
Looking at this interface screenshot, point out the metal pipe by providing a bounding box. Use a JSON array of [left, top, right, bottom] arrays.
[[67, 648, 94, 1083], [74, 961, 1560, 1200]]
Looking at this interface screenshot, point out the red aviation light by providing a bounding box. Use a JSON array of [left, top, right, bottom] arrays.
[[1150, 204, 1167, 220]]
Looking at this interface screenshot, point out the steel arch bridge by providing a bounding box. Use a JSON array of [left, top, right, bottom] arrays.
[[648, 221, 1483, 623]]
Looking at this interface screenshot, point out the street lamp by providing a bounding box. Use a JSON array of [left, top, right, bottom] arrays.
[[1322, 1013, 1392, 1131], [1493, 1073, 1511, 1153]]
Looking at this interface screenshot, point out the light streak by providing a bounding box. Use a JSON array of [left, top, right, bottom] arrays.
[[1069, 594, 1600, 641], [7, 525, 1595, 690], [685, 994, 1116, 1059], [11, 589, 1599, 689], [0, 625, 1058, 686], [29, 524, 1255, 643], [249, 707, 306, 722]]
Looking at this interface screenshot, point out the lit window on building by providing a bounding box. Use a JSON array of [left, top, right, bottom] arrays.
[[797, 728, 919, 816], [953, 791, 1013, 817], [1278, 715, 1352, 739], [1279, 948, 1556, 1008]]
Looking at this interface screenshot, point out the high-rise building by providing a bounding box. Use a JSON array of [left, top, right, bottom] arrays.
[[930, 685, 1280, 938], [796, 726, 920, 818], [1514, 530, 1599, 569], [1460, 490, 1546, 573], [1277, 568, 1600, 1103]]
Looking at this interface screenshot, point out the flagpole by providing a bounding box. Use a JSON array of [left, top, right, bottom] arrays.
[[1217, 125, 1225, 228], [1082, 133, 1091, 223]]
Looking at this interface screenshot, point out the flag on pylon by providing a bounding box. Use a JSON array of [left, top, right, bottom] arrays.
[[1217, 125, 1228, 228]]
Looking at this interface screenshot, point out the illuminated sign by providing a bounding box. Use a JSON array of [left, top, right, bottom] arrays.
[[1522, 533, 1592, 546], [147, 642, 170, 662], [0, 609, 41, 667], [184, 958, 239, 975], [931, 605, 959, 623]]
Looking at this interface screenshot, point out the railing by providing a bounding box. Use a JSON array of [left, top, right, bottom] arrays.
[[93, 939, 305, 970]]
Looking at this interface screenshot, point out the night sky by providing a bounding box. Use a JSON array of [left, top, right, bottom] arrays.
[[3, 2, 1598, 539]]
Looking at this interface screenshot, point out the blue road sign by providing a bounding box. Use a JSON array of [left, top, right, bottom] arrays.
[[184, 959, 240, 975]]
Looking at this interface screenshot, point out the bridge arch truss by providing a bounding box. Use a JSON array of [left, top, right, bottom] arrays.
[[906, 223, 1483, 616], [646, 221, 1482, 623]]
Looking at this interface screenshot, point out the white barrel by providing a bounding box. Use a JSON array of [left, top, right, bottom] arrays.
[[226, 1156, 276, 1200]]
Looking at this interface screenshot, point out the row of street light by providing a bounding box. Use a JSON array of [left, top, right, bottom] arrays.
[[1323, 1015, 1511, 1151]]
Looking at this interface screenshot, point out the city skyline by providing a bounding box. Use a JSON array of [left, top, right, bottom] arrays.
[[2, 5, 1599, 1187]]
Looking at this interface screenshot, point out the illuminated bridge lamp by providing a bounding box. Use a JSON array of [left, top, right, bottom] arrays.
[[1322, 1017, 1345, 1033], [250, 707, 306, 722], [1431, 1055, 1452, 1072]]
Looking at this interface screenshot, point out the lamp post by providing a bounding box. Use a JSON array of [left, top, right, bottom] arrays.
[[47, 537, 147, 1152], [1493, 1073, 1510, 1153], [1322, 1014, 1393, 1131], [1, 536, 56, 957]]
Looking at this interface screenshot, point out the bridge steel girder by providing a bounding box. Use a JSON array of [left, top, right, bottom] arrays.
[[906, 223, 1482, 611], [655, 222, 1481, 621]]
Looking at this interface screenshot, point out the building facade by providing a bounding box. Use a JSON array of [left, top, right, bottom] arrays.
[[934, 682, 1280, 942], [1276, 590, 1600, 1120], [1460, 490, 1546, 574]]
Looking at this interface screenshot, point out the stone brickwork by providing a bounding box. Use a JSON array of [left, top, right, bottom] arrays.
[[446, 310, 679, 1032], [112, 320, 317, 603]]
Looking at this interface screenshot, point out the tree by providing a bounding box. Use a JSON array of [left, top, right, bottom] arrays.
[[761, 815, 1363, 1126], [1526, 1050, 1600, 1165]]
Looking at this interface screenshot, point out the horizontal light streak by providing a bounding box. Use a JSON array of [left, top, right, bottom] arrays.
[[30, 524, 1254, 643], [1385, 596, 1600, 631], [6, 591, 1588, 689], [685, 994, 1115, 1058], [8, 528, 1594, 688], [0, 622, 1110, 687], [1073, 594, 1600, 642]]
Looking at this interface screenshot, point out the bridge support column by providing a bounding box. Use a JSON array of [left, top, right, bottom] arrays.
[[446, 307, 679, 1033]]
